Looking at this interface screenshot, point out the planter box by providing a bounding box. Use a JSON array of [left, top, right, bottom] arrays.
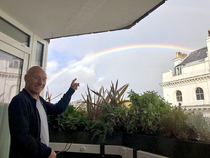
[[123, 133, 210, 158], [50, 130, 210, 158], [50, 130, 123, 145]]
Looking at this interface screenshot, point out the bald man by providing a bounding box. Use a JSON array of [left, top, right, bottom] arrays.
[[8, 66, 79, 158]]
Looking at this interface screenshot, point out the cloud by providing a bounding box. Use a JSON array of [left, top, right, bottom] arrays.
[[45, 59, 100, 102]]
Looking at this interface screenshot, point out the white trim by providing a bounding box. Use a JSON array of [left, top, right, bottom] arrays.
[[30, 34, 49, 69], [0, 32, 31, 55], [160, 74, 210, 87], [137, 150, 169, 158], [49, 143, 100, 154], [49, 143, 168, 158]]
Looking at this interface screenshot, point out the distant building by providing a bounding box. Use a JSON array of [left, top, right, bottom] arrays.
[[70, 99, 87, 111], [0, 56, 22, 104], [160, 34, 210, 116]]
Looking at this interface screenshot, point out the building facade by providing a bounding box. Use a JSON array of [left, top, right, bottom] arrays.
[[160, 35, 210, 116]]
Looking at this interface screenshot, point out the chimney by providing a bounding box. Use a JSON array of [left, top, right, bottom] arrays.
[[173, 52, 187, 67], [207, 30, 210, 67], [207, 30, 210, 53], [176, 52, 187, 59]]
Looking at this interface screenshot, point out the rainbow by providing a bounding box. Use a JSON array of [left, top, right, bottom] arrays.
[[46, 44, 194, 85]]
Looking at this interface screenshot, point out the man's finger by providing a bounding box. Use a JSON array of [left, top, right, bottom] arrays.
[[72, 78, 77, 83]]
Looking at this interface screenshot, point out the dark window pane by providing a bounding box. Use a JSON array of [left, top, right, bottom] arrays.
[[0, 17, 30, 46], [176, 90, 182, 102], [196, 88, 204, 100], [196, 88, 199, 93], [35, 42, 44, 67], [13, 61, 19, 68]]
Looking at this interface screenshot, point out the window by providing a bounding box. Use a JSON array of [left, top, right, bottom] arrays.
[[0, 17, 30, 46], [176, 90, 182, 102], [0, 50, 23, 98], [35, 42, 44, 67], [174, 66, 182, 76], [0, 49, 23, 158], [13, 60, 19, 69], [196, 87, 204, 100]]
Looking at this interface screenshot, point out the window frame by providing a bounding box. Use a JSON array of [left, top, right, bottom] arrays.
[[35, 41, 44, 67], [0, 17, 31, 47], [176, 90, 182, 102], [196, 87, 204, 100]]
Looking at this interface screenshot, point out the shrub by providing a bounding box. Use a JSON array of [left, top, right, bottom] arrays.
[[48, 84, 210, 144], [126, 90, 171, 135], [81, 81, 129, 142], [159, 106, 197, 140], [89, 103, 129, 142], [186, 112, 210, 142], [48, 105, 88, 132]]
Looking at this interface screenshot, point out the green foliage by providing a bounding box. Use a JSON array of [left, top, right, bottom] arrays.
[[89, 120, 113, 142], [186, 112, 210, 142], [48, 105, 89, 132], [48, 84, 210, 144], [159, 106, 197, 140], [126, 90, 171, 135], [89, 103, 129, 142]]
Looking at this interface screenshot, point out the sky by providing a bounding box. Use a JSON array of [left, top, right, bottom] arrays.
[[45, 0, 210, 103]]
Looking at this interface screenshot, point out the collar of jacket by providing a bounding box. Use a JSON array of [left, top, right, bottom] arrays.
[[21, 88, 41, 102]]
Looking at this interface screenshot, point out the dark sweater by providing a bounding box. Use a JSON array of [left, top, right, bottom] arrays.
[[9, 88, 75, 158]]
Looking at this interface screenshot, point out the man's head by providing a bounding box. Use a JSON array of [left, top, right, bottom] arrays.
[[24, 66, 47, 98]]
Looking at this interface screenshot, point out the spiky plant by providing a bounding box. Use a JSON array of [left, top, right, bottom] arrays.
[[81, 80, 129, 120], [45, 87, 62, 103], [90, 80, 130, 108], [81, 85, 105, 120]]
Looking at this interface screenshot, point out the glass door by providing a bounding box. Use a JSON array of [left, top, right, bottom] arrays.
[[0, 49, 23, 158]]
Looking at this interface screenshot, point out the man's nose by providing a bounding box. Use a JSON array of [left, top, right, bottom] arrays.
[[38, 78, 43, 84]]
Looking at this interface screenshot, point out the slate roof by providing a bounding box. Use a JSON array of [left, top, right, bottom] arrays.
[[177, 47, 208, 66]]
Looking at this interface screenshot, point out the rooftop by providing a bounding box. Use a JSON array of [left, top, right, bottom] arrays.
[[177, 47, 208, 66]]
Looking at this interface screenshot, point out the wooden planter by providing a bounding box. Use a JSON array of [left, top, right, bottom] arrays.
[[50, 130, 210, 158]]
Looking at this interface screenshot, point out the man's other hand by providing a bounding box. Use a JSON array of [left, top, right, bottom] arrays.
[[48, 149, 56, 158]]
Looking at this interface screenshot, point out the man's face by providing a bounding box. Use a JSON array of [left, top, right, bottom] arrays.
[[25, 67, 47, 97]]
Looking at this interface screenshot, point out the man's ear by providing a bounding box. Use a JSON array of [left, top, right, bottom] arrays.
[[24, 75, 27, 82]]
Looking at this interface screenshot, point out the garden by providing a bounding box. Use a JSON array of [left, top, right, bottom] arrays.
[[48, 81, 210, 158]]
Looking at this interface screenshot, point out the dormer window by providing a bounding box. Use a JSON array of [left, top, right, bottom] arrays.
[[174, 66, 182, 76]]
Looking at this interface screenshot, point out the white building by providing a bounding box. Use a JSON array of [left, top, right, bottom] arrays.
[[160, 34, 210, 116], [0, 57, 22, 104]]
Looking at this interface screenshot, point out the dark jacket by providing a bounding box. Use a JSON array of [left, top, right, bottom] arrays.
[[9, 88, 75, 158]]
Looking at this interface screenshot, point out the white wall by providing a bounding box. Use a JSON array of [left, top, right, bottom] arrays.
[[163, 81, 210, 106]]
